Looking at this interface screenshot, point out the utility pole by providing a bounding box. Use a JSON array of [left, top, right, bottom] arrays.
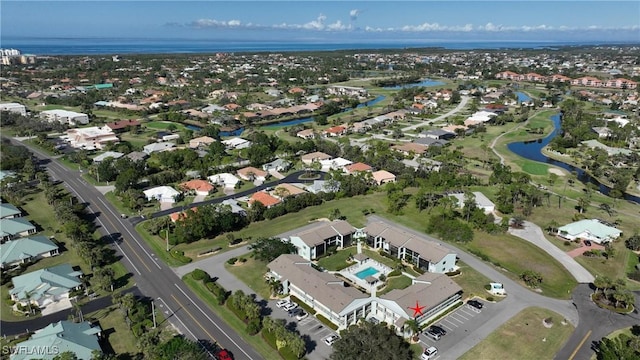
[[152, 300, 157, 329]]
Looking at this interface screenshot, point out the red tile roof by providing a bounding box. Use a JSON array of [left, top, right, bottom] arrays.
[[179, 179, 214, 193], [249, 191, 281, 208], [106, 119, 141, 130]]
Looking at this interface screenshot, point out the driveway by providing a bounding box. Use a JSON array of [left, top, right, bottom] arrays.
[[566, 242, 605, 258], [508, 221, 594, 283], [401, 96, 470, 132]]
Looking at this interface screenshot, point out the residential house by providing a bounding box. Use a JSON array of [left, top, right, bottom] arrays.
[[371, 170, 396, 186], [220, 199, 247, 216], [92, 151, 124, 163], [273, 183, 306, 199], [237, 166, 269, 182], [557, 219, 622, 244], [1, 218, 37, 242], [143, 142, 175, 155], [208, 173, 240, 189], [327, 86, 368, 97], [61, 127, 119, 150], [301, 151, 332, 165], [202, 104, 227, 113], [320, 157, 353, 172], [605, 78, 637, 89], [413, 137, 448, 147], [592, 127, 612, 138], [305, 180, 340, 194], [1, 236, 59, 269], [365, 221, 458, 273], [494, 71, 523, 81], [391, 143, 428, 156], [571, 76, 604, 87], [170, 207, 197, 223], [449, 191, 496, 214], [262, 158, 292, 172], [189, 136, 216, 149], [550, 74, 572, 83], [296, 129, 316, 140], [344, 162, 373, 174], [11, 321, 102, 360], [0, 203, 21, 219], [10, 264, 82, 314], [41, 109, 89, 125], [105, 119, 140, 133], [222, 137, 252, 150], [249, 191, 281, 208], [125, 151, 149, 162], [180, 179, 214, 196], [524, 72, 547, 82], [286, 220, 357, 260], [143, 186, 180, 203], [323, 126, 347, 137], [419, 129, 456, 140]]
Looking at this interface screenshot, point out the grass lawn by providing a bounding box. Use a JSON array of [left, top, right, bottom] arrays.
[[89, 306, 140, 356], [317, 247, 357, 270], [460, 307, 574, 360], [453, 261, 504, 302], [516, 159, 549, 176], [462, 231, 577, 299], [145, 121, 186, 131], [135, 223, 186, 267], [224, 258, 271, 299], [182, 275, 281, 360], [378, 275, 413, 295]]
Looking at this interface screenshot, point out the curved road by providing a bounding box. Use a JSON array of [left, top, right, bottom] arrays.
[[6, 138, 262, 360]]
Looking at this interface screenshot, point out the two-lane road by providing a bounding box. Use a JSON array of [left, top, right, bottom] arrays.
[[10, 138, 262, 360]]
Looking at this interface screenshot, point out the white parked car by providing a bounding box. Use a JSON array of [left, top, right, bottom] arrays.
[[276, 299, 290, 308], [324, 334, 340, 346], [283, 302, 298, 311], [421, 346, 438, 360], [295, 311, 308, 321]]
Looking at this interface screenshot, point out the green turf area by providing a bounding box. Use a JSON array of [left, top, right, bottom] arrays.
[[89, 306, 141, 356], [317, 247, 356, 270], [224, 258, 271, 299], [378, 275, 413, 295], [145, 121, 186, 130], [516, 160, 549, 175], [453, 261, 504, 302], [459, 307, 574, 360]]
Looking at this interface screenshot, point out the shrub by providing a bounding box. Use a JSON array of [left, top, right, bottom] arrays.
[[446, 270, 461, 276], [628, 270, 640, 282], [227, 257, 238, 265], [486, 296, 495, 302], [413, 265, 425, 274], [192, 269, 208, 281], [5, 299, 15, 306], [484, 284, 492, 290], [230, 238, 243, 246], [388, 270, 401, 277], [240, 257, 248, 263], [170, 250, 192, 263], [246, 318, 262, 335]]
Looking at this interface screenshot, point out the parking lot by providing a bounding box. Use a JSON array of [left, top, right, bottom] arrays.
[[269, 298, 340, 360], [418, 301, 496, 360]]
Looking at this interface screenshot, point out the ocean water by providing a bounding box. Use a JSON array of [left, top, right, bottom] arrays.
[[0, 37, 621, 55]]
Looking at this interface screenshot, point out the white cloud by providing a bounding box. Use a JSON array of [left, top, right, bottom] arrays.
[[184, 17, 639, 34]]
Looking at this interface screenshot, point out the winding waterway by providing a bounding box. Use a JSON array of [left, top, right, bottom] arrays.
[[507, 113, 640, 204]]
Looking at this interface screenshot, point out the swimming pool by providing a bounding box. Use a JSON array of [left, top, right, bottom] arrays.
[[355, 267, 379, 279]]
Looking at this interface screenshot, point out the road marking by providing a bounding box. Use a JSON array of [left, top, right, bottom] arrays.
[[174, 284, 255, 360], [455, 312, 469, 320], [60, 181, 142, 275], [568, 329, 592, 360], [459, 308, 475, 317], [450, 316, 465, 324], [444, 319, 459, 327], [97, 198, 162, 269], [158, 297, 214, 358], [439, 323, 453, 331]]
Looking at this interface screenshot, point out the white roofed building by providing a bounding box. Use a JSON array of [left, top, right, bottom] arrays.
[[41, 109, 89, 125], [60, 127, 119, 150], [143, 186, 181, 203], [0, 102, 26, 116]]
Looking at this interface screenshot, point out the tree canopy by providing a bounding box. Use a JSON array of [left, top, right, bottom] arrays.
[[330, 322, 414, 360], [249, 237, 298, 262]]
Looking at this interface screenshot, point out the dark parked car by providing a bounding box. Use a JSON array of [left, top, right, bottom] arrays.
[[429, 325, 447, 336], [584, 240, 592, 246], [288, 308, 303, 317], [467, 299, 483, 310], [424, 329, 441, 341]]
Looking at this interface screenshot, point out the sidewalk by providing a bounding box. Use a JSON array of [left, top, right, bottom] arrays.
[[508, 221, 595, 283]]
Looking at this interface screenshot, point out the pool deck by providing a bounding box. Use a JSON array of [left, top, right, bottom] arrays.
[[338, 259, 393, 291]]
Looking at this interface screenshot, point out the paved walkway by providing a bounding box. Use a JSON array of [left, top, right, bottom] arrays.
[[508, 221, 595, 283], [193, 194, 206, 203], [269, 169, 285, 179]]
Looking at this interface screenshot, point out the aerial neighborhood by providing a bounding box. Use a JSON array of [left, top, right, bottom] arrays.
[[1, 44, 639, 360]]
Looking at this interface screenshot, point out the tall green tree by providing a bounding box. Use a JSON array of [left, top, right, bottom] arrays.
[[331, 322, 413, 360], [249, 237, 297, 262]]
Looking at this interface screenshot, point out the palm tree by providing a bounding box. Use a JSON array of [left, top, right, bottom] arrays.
[[593, 276, 612, 295], [404, 319, 421, 340], [266, 279, 283, 297], [577, 196, 589, 214]]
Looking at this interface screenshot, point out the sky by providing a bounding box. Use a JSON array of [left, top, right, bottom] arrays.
[[2, 1, 640, 43]]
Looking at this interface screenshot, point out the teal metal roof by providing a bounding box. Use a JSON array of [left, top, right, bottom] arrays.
[[10, 264, 82, 301], [558, 219, 622, 240], [1, 217, 35, 237], [0, 203, 21, 219], [0, 236, 58, 266], [10, 321, 102, 360]]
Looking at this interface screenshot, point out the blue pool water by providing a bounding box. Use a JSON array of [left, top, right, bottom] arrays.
[[355, 267, 379, 279]]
